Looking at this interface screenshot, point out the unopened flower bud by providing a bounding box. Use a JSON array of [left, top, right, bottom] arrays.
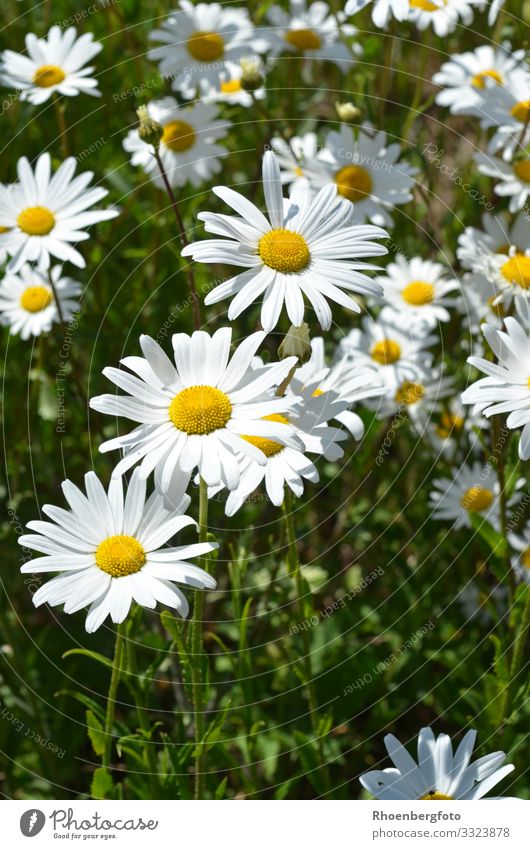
[[137, 105, 163, 147], [278, 323, 311, 365], [240, 57, 264, 92], [335, 101, 362, 123]]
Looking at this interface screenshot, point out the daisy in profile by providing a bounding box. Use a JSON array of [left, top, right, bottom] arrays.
[[509, 524, 530, 585], [270, 133, 323, 189], [479, 71, 530, 159], [476, 152, 530, 213], [310, 124, 417, 227], [462, 317, 530, 460], [0, 264, 80, 340], [344, 0, 409, 28], [148, 2, 264, 96], [0, 154, 118, 273], [376, 365, 453, 420], [123, 98, 230, 189], [264, 0, 357, 72], [182, 151, 388, 331], [197, 59, 265, 107], [429, 461, 502, 530], [425, 398, 486, 458], [19, 470, 217, 633], [433, 43, 525, 115], [0, 26, 102, 105], [360, 727, 515, 800], [409, 0, 483, 37], [377, 255, 460, 328], [90, 328, 302, 493]]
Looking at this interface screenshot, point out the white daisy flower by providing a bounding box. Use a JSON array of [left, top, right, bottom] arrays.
[[196, 59, 265, 107], [0, 153, 118, 274], [19, 470, 217, 633], [310, 124, 418, 227], [0, 26, 102, 105], [147, 1, 265, 96], [264, 0, 357, 72], [123, 97, 230, 189], [360, 727, 515, 800], [0, 263, 80, 340], [270, 132, 323, 189], [459, 271, 506, 333], [476, 151, 530, 212], [462, 317, 530, 460], [478, 70, 530, 159], [377, 255, 460, 328], [338, 307, 436, 392], [509, 524, 530, 584], [181, 151, 388, 331], [408, 0, 484, 38], [90, 328, 303, 495], [344, 0, 409, 28], [489, 0, 505, 23], [375, 367, 453, 420], [429, 460, 502, 530], [464, 248, 530, 315], [424, 398, 487, 458], [457, 210, 529, 271], [432, 43, 525, 115]]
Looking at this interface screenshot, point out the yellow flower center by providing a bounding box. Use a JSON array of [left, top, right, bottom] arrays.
[[402, 280, 435, 306], [186, 30, 224, 62], [95, 534, 146, 578], [471, 69, 503, 89], [511, 100, 530, 123], [395, 381, 424, 406], [421, 793, 454, 800], [284, 28, 322, 51], [162, 120, 196, 153], [220, 79, 242, 93], [258, 229, 310, 273], [409, 0, 440, 10], [521, 547, 530, 569], [312, 388, 324, 397], [514, 160, 530, 183], [17, 206, 55, 236], [169, 385, 232, 434], [436, 412, 464, 439], [501, 253, 530, 289], [242, 413, 289, 457], [335, 164, 373, 204], [370, 339, 402, 365], [20, 285, 53, 313], [461, 486, 494, 512], [33, 64, 66, 87]]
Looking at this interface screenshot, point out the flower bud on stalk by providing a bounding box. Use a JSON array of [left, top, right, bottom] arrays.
[[277, 323, 311, 396], [137, 105, 163, 148], [241, 57, 264, 92], [335, 101, 362, 123]]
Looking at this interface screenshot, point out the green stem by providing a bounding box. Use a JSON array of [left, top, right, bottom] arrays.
[[499, 587, 530, 731], [283, 490, 330, 792], [190, 477, 209, 799], [53, 93, 69, 158], [102, 621, 125, 769]]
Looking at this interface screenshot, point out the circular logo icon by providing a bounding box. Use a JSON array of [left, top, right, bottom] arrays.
[[20, 810, 46, 837]]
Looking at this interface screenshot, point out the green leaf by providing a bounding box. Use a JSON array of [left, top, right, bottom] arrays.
[[86, 710, 105, 756], [62, 648, 113, 670], [468, 513, 507, 558], [215, 777, 228, 800], [91, 767, 114, 800]]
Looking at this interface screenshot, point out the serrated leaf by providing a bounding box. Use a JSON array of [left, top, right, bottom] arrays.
[[86, 709, 105, 756]]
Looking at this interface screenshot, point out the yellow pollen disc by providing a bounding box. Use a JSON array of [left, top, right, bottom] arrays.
[[501, 253, 530, 289], [17, 206, 55, 236], [294, 166, 304, 177], [169, 385, 232, 434], [471, 69, 503, 89], [220, 79, 242, 93], [20, 285, 53, 313], [461, 485, 494, 512], [242, 413, 289, 457], [521, 547, 530, 569], [371, 338, 402, 365], [162, 120, 196, 153], [402, 280, 435, 306], [395, 381, 424, 406], [95, 534, 146, 578], [511, 100, 530, 123], [187, 30, 224, 62], [312, 388, 324, 397], [421, 793, 454, 801], [284, 28, 322, 51], [258, 228, 310, 273], [335, 164, 373, 204], [409, 0, 440, 9], [33, 64, 66, 87], [514, 160, 530, 183], [436, 412, 464, 439]]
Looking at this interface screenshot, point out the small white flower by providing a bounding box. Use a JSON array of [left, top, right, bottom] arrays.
[[90, 328, 302, 493], [196, 60, 265, 107], [430, 461, 502, 530], [476, 150, 530, 212], [0, 264, 80, 339], [478, 70, 530, 159], [360, 727, 515, 800], [182, 151, 388, 331], [344, 0, 409, 28], [123, 97, 230, 189], [509, 524, 530, 584], [377, 255, 460, 327], [433, 43, 525, 115], [19, 470, 217, 633], [408, 0, 483, 38], [457, 210, 529, 271], [0, 153, 118, 273], [424, 398, 487, 458], [462, 317, 530, 460], [270, 133, 322, 189], [376, 366, 453, 420], [0, 26, 102, 104]]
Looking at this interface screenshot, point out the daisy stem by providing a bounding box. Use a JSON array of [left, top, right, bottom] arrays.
[[152, 148, 202, 331], [283, 490, 330, 792], [102, 620, 126, 770], [491, 416, 515, 595], [53, 94, 69, 159], [499, 586, 530, 731], [47, 270, 66, 327], [190, 477, 209, 798]]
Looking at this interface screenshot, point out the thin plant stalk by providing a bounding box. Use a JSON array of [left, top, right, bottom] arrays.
[[499, 587, 530, 731], [102, 621, 126, 769], [53, 93, 69, 158]]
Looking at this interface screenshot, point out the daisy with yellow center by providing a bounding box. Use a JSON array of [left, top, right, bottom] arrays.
[[378, 255, 459, 327], [408, 0, 475, 37], [266, 1, 354, 71], [182, 151, 388, 332], [430, 462, 500, 530], [0, 264, 81, 340]]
